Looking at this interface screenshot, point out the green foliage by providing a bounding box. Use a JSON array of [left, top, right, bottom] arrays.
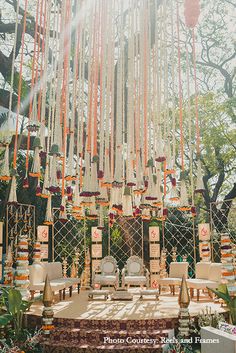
[[111, 225, 122, 246], [208, 284, 236, 324], [0, 328, 43, 353], [0, 288, 32, 337]]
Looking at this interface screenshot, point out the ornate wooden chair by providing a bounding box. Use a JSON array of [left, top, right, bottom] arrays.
[[122, 255, 149, 288], [92, 256, 119, 289]]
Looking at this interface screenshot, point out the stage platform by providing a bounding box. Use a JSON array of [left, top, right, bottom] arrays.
[[26, 288, 227, 352], [29, 288, 226, 321]]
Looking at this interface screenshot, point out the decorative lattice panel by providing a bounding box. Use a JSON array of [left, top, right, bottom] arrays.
[[6, 203, 35, 261], [53, 209, 86, 276], [210, 199, 236, 262], [109, 216, 143, 270], [163, 209, 197, 278]]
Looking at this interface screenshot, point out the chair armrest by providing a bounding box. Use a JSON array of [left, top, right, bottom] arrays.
[[92, 266, 101, 287], [115, 268, 120, 288], [145, 267, 150, 288], [121, 268, 126, 287]]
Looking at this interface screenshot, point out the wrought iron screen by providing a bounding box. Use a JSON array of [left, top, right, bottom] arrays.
[[210, 199, 236, 262], [6, 203, 35, 261], [52, 208, 86, 276], [109, 216, 143, 270], [163, 208, 197, 278]]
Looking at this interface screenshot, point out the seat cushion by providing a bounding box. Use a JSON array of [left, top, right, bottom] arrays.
[[64, 278, 80, 284], [124, 276, 146, 283], [94, 275, 116, 284], [157, 277, 182, 285], [187, 279, 218, 289], [30, 281, 65, 291], [196, 262, 211, 280], [49, 279, 70, 288]]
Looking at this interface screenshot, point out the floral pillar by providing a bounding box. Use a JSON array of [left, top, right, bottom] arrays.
[[14, 233, 30, 299]]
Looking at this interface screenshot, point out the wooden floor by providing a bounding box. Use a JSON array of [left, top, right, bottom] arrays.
[[29, 287, 227, 321]]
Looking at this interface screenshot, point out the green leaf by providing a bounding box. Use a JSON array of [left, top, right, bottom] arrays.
[[207, 287, 231, 304], [8, 289, 22, 315], [0, 313, 12, 326], [20, 300, 32, 312]]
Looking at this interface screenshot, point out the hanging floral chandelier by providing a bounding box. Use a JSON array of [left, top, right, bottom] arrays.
[[0, 0, 205, 224]]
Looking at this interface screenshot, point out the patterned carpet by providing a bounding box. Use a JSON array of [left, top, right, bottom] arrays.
[[28, 316, 178, 352]]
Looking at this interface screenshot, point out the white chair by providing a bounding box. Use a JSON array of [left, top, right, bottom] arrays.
[[29, 262, 80, 300], [122, 256, 149, 288], [43, 262, 80, 297], [29, 263, 65, 300], [157, 262, 189, 295], [187, 262, 222, 301], [92, 256, 119, 289]]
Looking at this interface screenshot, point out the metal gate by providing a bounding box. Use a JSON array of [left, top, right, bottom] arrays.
[[109, 216, 143, 270], [5, 203, 35, 262], [52, 209, 86, 276], [163, 208, 197, 278]]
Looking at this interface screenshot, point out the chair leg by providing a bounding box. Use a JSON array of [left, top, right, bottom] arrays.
[[159, 285, 161, 294], [63, 288, 66, 300], [173, 286, 175, 296], [208, 289, 213, 299], [190, 288, 194, 299], [169, 285, 172, 294], [59, 290, 62, 301], [78, 283, 80, 294], [69, 286, 72, 297], [30, 291, 35, 300], [197, 289, 200, 301]]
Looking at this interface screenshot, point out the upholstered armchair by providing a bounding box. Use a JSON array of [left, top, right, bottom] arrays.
[[156, 262, 189, 295], [187, 262, 222, 301], [122, 256, 149, 288], [92, 256, 119, 289]]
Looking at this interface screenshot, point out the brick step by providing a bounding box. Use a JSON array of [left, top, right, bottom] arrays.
[[49, 327, 170, 342], [42, 340, 164, 353], [53, 317, 178, 331]]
